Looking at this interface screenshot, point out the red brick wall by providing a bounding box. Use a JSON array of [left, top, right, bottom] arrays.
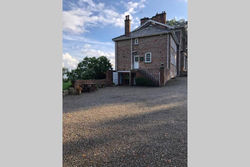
[[74, 79, 112, 89], [134, 34, 169, 70], [116, 39, 131, 71], [74, 70, 113, 89], [116, 34, 170, 81], [105, 70, 113, 83], [159, 65, 176, 86], [163, 67, 171, 85]]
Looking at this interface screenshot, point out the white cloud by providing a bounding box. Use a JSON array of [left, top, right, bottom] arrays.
[[62, 53, 79, 70], [63, 0, 147, 34], [171, 16, 186, 22], [62, 44, 115, 70], [63, 10, 88, 34], [125, 0, 146, 14], [63, 34, 113, 46], [62, 0, 147, 69]]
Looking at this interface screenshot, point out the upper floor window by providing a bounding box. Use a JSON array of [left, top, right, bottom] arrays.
[[145, 52, 152, 63], [170, 47, 176, 66], [134, 38, 138, 45]]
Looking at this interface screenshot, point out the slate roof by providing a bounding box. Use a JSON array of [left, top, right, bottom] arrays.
[[112, 20, 179, 44]]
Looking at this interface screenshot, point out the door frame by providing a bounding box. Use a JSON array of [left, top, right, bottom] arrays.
[[134, 55, 139, 69]]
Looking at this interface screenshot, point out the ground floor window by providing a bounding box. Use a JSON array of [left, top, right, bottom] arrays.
[[145, 52, 152, 63]]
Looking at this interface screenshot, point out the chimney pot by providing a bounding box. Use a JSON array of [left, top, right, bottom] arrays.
[[151, 11, 167, 24], [139, 11, 167, 26], [140, 17, 149, 25]]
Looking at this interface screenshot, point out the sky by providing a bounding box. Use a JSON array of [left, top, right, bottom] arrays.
[[62, 0, 187, 70]]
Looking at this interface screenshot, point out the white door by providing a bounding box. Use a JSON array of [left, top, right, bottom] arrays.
[[113, 72, 118, 85], [134, 56, 139, 69]]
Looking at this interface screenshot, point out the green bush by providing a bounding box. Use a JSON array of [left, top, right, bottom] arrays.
[[63, 80, 72, 90], [67, 56, 112, 83], [135, 77, 154, 86]]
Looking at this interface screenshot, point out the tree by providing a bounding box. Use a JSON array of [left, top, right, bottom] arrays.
[[167, 18, 186, 26], [67, 56, 112, 82]]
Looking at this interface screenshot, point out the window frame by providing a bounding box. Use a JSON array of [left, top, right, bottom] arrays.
[[144, 52, 152, 63], [134, 38, 139, 45], [170, 47, 177, 66], [183, 56, 187, 71]]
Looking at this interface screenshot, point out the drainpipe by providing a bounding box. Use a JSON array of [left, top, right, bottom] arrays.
[[131, 37, 133, 70], [130, 37, 132, 85], [115, 42, 117, 71], [168, 34, 171, 69], [159, 72, 160, 86]]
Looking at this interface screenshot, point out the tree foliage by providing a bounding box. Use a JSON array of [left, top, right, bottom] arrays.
[[67, 56, 112, 82], [167, 18, 186, 26]]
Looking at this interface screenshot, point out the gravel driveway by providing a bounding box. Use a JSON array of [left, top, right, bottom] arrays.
[[63, 77, 187, 167]]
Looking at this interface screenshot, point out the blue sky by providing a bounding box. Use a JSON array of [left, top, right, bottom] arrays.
[[63, 0, 187, 70]]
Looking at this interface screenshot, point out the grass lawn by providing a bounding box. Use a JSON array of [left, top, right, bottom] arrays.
[[63, 81, 72, 90]]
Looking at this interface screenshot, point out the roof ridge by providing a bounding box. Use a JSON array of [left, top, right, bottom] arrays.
[[132, 19, 174, 33]]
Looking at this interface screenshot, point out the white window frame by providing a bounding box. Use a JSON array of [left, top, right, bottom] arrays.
[[145, 52, 152, 63], [170, 47, 176, 66], [134, 38, 138, 45]]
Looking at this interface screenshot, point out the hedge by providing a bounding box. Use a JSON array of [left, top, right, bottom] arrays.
[[135, 77, 154, 86]]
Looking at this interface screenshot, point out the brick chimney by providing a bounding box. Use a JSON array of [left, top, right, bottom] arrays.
[[140, 17, 149, 25], [151, 11, 166, 24], [125, 15, 131, 36]]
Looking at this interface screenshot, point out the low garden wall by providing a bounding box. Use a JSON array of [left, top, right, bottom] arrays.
[[74, 79, 113, 89], [62, 70, 114, 96], [72, 70, 114, 95]]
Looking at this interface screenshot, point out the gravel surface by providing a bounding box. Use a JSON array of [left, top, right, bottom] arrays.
[[63, 77, 187, 167]]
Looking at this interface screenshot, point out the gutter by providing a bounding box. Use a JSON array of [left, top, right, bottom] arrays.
[[113, 31, 172, 42]]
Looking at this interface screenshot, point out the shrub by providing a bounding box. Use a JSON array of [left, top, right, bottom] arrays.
[[63, 80, 72, 90], [67, 56, 112, 83], [135, 77, 154, 86]]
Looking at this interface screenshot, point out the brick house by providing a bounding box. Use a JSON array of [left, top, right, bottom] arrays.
[[169, 20, 188, 76], [112, 12, 187, 86]]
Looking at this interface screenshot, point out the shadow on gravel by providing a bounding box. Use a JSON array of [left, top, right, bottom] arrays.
[[63, 101, 187, 167], [63, 77, 187, 113]]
